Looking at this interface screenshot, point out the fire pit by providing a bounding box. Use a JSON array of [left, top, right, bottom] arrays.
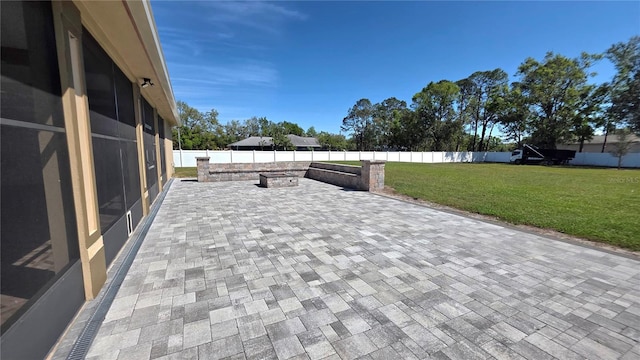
[[259, 173, 298, 188]]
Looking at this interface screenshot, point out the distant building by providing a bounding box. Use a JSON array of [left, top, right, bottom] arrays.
[[228, 135, 321, 151], [558, 134, 640, 153]]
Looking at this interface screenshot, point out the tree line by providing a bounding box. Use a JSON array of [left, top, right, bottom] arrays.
[[342, 36, 639, 151], [173, 36, 638, 152], [172, 102, 350, 150]]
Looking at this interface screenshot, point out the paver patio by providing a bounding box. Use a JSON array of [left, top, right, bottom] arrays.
[[85, 178, 640, 359]]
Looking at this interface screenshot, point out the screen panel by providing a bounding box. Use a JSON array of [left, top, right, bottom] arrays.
[[1, 125, 79, 332], [141, 98, 157, 187], [82, 30, 117, 137], [91, 136, 126, 232], [0, 0, 64, 127]]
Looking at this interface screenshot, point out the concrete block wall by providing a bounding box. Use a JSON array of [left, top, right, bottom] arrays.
[[196, 157, 386, 192], [196, 158, 309, 182], [308, 162, 361, 175], [307, 163, 361, 190]]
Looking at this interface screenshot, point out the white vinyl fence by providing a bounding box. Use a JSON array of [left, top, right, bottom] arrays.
[[173, 149, 640, 168]]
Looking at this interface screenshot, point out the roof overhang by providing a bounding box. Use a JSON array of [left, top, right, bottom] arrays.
[[73, 0, 180, 126]]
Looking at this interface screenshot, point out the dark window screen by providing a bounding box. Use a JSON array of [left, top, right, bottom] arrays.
[[83, 30, 117, 137], [121, 140, 141, 208], [143, 98, 155, 135], [113, 65, 140, 208], [142, 98, 157, 187], [91, 137, 126, 231], [1, 0, 79, 333], [158, 117, 165, 138], [1, 0, 64, 127], [114, 67, 136, 136]]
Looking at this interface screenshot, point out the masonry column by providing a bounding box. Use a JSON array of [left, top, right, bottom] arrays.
[[360, 160, 386, 192], [197, 157, 210, 182]]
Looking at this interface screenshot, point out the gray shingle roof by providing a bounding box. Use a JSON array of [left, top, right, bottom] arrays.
[[562, 134, 640, 145], [228, 135, 321, 148], [228, 136, 274, 147], [287, 134, 320, 147]]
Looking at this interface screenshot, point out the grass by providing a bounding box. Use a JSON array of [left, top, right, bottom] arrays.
[[177, 163, 640, 250], [174, 167, 197, 177], [332, 162, 640, 250]]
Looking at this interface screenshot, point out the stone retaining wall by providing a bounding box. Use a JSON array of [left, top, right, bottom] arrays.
[[196, 157, 385, 192], [197, 158, 309, 182], [307, 164, 361, 190]]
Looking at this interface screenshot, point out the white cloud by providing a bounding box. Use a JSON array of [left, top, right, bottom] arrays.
[[203, 0, 307, 34], [172, 61, 278, 87]]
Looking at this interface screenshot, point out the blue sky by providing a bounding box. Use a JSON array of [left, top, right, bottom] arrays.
[[152, 1, 640, 134]]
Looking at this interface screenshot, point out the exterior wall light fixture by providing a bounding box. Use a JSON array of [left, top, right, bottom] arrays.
[[141, 78, 154, 88]]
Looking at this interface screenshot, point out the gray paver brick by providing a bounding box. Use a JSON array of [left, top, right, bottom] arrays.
[[571, 337, 621, 360], [238, 318, 267, 341], [198, 334, 244, 360], [333, 333, 377, 360], [272, 336, 305, 360], [183, 319, 211, 349], [210, 319, 239, 341]]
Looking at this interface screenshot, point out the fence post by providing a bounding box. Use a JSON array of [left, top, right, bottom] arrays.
[[253, 150, 255, 163], [179, 148, 183, 167], [359, 151, 362, 160], [273, 150, 276, 163], [293, 150, 296, 162], [230, 150, 233, 163]]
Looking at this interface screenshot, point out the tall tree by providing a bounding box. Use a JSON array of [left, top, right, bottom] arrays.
[[388, 107, 419, 150], [606, 36, 640, 134], [412, 80, 460, 151], [517, 52, 599, 148], [610, 128, 636, 169], [280, 121, 305, 136], [317, 131, 349, 150], [571, 84, 608, 152], [455, 78, 475, 151], [173, 101, 222, 149], [341, 98, 375, 150], [306, 126, 318, 137], [373, 97, 407, 150], [465, 69, 509, 151], [498, 83, 530, 148]]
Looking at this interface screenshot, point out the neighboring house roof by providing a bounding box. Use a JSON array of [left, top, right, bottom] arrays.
[[562, 134, 640, 145], [287, 134, 321, 147], [228, 136, 274, 147], [228, 135, 321, 148]]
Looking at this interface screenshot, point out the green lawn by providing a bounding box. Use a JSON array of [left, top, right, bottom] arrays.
[[174, 167, 197, 178], [176, 163, 639, 250], [377, 163, 640, 250]]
